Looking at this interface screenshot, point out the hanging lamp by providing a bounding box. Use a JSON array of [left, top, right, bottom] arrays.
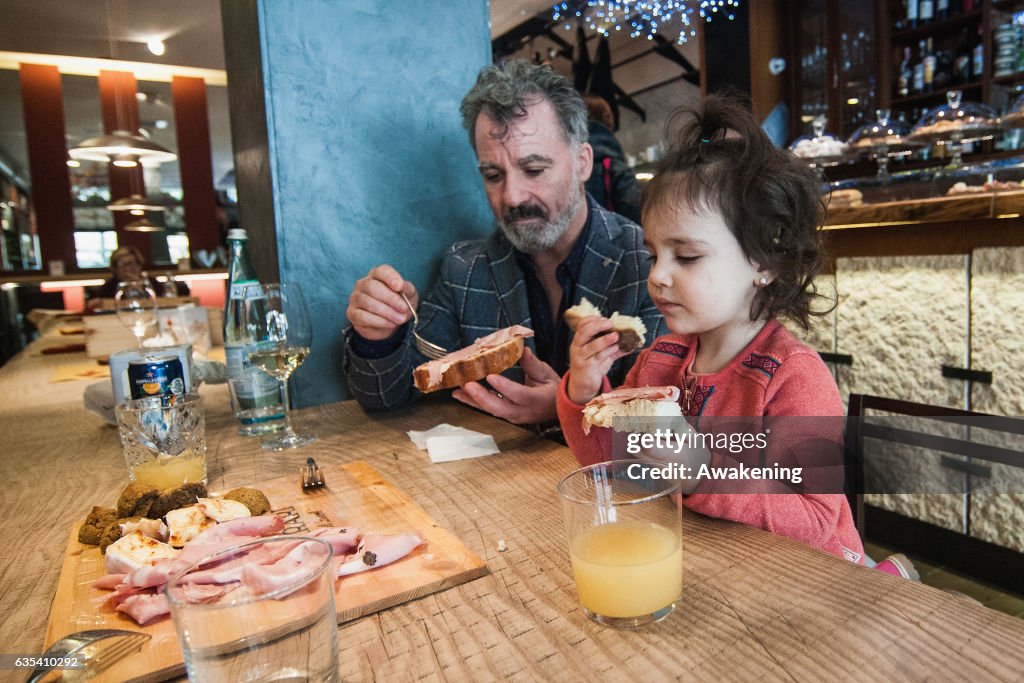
[[69, 129, 176, 164], [123, 218, 165, 232], [107, 194, 165, 213]]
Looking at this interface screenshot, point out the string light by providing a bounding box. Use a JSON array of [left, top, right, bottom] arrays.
[[553, 0, 740, 44]]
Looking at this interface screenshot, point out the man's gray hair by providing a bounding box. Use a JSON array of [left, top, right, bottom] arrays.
[[460, 59, 588, 151]]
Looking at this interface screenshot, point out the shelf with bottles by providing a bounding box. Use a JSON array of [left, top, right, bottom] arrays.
[[891, 8, 983, 42], [892, 80, 983, 105]]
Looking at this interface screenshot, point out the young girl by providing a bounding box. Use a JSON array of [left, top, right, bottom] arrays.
[[557, 94, 865, 565]]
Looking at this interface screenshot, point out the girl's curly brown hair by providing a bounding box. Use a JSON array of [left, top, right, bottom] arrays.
[[642, 92, 832, 330]]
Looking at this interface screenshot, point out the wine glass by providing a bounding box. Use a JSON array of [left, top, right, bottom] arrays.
[[240, 283, 316, 450], [115, 279, 158, 350]]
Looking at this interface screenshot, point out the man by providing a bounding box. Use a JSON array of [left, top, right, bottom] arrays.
[[343, 59, 662, 427]]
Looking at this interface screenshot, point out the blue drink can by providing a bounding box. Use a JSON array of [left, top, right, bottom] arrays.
[[128, 354, 186, 405]]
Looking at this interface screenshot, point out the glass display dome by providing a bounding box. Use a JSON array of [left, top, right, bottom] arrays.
[[788, 115, 849, 167], [849, 110, 924, 181], [909, 90, 999, 145]]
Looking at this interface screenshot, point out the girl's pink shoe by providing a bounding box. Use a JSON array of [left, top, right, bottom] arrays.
[[874, 553, 919, 580]]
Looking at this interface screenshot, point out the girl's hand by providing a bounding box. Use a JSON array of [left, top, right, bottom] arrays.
[[567, 316, 628, 404]]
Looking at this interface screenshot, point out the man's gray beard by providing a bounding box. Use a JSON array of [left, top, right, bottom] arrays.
[[499, 182, 582, 255]]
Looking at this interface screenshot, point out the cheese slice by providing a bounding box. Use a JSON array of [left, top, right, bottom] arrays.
[[196, 497, 251, 523], [165, 505, 215, 548], [104, 531, 179, 574]]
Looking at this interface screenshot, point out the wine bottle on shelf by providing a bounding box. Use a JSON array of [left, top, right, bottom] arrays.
[[953, 27, 971, 84], [898, 46, 913, 97], [919, 0, 934, 24], [912, 40, 926, 93], [906, 0, 919, 29], [923, 38, 937, 92], [972, 26, 984, 81], [935, 46, 952, 89]]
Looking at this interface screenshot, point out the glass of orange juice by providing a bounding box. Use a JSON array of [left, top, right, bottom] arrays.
[[115, 392, 207, 488], [557, 460, 682, 628]]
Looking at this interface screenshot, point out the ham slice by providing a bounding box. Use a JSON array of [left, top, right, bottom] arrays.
[[175, 514, 285, 565], [413, 326, 534, 393], [586, 385, 680, 407], [116, 592, 170, 625], [241, 540, 331, 595], [337, 532, 424, 576]]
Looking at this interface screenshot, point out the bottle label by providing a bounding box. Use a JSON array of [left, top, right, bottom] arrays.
[[230, 279, 260, 300], [225, 344, 280, 401]]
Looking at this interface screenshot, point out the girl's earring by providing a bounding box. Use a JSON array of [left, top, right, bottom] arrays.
[[758, 276, 768, 286]]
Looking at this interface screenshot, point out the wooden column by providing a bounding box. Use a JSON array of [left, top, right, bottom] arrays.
[[98, 70, 150, 261], [171, 76, 219, 263], [19, 63, 76, 271]]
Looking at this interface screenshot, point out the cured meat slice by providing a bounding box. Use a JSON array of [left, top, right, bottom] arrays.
[[337, 532, 424, 576]]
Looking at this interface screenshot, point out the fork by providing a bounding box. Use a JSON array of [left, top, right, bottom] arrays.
[[27, 629, 151, 682], [400, 292, 447, 360], [302, 457, 325, 491]]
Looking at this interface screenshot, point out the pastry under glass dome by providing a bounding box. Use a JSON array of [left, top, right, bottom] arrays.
[[788, 115, 849, 169], [909, 90, 1000, 169], [848, 109, 924, 181]]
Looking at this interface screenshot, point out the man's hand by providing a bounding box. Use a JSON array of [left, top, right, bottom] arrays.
[[566, 316, 629, 404], [346, 265, 418, 340], [452, 348, 561, 424]]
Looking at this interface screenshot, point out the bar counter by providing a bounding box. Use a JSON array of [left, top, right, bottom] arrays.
[[1, 332, 1023, 681]]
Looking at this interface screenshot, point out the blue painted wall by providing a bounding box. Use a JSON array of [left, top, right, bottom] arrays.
[[255, 0, 493, 407]]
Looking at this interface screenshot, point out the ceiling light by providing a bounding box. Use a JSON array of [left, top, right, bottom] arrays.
[[66, 159, 81, 168], [107, 194, 165, 212], [129, 209, 145, 216], [124, 218, 165, 232], [147, 38, 166, 56], [69, 129, 176, 164], [154, 119, 169, 130], [111, 154, 139, 168], [554, 0, 741, 44]]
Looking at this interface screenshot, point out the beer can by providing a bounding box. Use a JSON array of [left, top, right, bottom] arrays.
[[128, 354, 187, 405]]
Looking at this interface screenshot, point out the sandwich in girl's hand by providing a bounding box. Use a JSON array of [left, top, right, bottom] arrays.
[[564, 297, 647, 353], [412, 325, 534, 393], [581, 385, 681, 435]]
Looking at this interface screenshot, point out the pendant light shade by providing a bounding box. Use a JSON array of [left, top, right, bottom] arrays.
[[107, 194, 165, 212], [124, 218, 165, 232], [69, 129, 176, 164]]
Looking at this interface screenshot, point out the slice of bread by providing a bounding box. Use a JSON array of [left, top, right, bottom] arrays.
[[564, 297, 647, 353], [412, 326, 533, 393], [582, 386, 681, 434]]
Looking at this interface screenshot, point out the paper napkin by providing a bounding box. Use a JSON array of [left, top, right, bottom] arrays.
[[407, 423, 500, 463]]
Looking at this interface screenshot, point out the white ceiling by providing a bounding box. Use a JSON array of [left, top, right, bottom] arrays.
[[0, 1, 588, 191]]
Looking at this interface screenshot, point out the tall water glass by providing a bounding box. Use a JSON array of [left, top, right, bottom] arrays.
[[558, 460, 682, 628], [166, 536, 339, 682]]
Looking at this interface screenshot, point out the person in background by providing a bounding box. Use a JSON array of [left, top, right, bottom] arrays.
[[582, 93, 642, 224], [85, 246, 146, 311], [85, 246, 188, 311], [557, 93, 866, 565], [343, 59, 664, 432]]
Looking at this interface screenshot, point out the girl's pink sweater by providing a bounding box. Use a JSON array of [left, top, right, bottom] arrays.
[[557, 320, 865, 564]]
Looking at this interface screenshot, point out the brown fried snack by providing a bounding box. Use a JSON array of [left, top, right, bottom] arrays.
[[116, 482, 160, 518], [98, 516, 132, 553], [78, 506, 118, 545], [223, 487, 271, 516], [148, 482, 208, 520]]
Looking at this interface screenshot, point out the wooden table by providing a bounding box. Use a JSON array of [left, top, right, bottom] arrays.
[[1, 334, 1023, 681]]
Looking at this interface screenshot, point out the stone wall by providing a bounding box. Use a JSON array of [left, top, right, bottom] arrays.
[[812, 246, 1024, 551]]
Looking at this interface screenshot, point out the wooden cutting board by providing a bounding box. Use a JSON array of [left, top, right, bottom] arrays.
[[44, 461, 488, 682]]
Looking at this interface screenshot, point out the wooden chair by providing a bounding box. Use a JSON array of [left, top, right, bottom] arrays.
[[844, 394, 1024, 593]]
